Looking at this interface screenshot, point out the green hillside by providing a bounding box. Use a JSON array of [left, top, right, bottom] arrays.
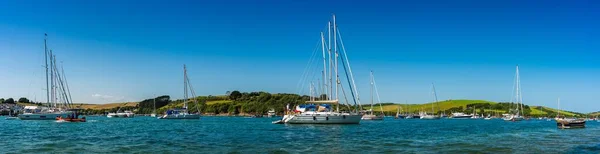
[[364, 99, 495, 113], [364, 99, 584, 117]]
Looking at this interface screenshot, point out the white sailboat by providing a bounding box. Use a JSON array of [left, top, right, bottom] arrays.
[[421, 83, 440, 120], [275, 14, 362, 124], [503, 65, 525, 121], [158, 65, 201, 119], [150, 97, 157, 117], [19, 34, 72, 120], [362, 71, 384, 120]]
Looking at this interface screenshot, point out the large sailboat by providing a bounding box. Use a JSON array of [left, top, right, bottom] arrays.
[[19, 34, 72, 120], [274, 14, 362, 124], [503, 65, 525, 121], [362, 71, 384, 120], [158, 65, 201, 119], [421, 83, 440, 120]]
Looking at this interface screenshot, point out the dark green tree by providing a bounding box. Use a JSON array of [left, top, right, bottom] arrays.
[[18, 97, 30, 103], [4, 98, 15, 104], [229, 90, 242, 100]]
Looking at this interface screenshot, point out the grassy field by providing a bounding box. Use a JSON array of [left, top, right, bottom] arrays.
[[364, 99, 495, 113], [363, 99, 582, 117], [15, 102, 138, 110], [530, 106, 577, 117], [206, 100, 233, 105], [76, 102, 138, 110]]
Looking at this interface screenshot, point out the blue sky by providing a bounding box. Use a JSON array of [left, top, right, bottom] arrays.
[[0, 0, 598, 112]]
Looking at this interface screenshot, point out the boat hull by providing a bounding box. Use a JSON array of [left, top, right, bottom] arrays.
[[158, 114, 200, 119], [56, 117, 86, 122], [361, 114, 384, 120], [107, 113, 134, 118], [420, 115, 440, 120], [450, 116, 473, 119], [503, 116, 524, 121], [557, 119, 586, 129], [18, 112, 71, 120], [284, 114, 362, 124]]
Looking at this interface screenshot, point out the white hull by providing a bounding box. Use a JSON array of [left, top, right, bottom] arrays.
[[503, 116, 524, 121], [150, 114, 157, 117], [420, 115, 440, 120], [282, 114, 361, 124], [107, 113, 134, 118], [361, 114, 384, 120], [18, 112, 71, 120], [158, 113, 200, 119]]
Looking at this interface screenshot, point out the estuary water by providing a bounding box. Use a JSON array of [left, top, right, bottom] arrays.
[[0, 116, 599, 153]]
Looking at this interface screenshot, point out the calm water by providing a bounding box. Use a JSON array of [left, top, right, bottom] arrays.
[[1, 116, 599, 153]]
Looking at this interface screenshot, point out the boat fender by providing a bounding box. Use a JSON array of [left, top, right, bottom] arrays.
[[313, 116, 316, 121], [326, 117, 329, 121], [343, 115, 346, 119]]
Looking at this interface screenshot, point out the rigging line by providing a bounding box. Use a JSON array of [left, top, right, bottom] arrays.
[[338, 43, 357, 106], [185, 74, 200, 113], [336, 29, 359, 107], [372, 72, 384, 115], [61, 62, 74, 108], [52, 57, 71, 108], [295, 38, 322, 94], [299, 41, 324, 96], [338, 82, 353, 111], [510, 66, 517, 110]]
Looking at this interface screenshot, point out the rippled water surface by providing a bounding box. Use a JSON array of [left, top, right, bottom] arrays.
[[1, 116, 599, 153]]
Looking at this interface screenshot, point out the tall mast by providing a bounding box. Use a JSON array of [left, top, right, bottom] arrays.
[[557, 97, 560, 118], [53, 55, 59, 108], [184, 64, 188, 109], [370, 71, 374, 115], [320, 32, 327, 100], [153, 96, 156, 114], [333, 14, 338, 102], [44, 34, 50, 105], [432, 83, 439, 114], [516, 65, 522, 116], [50, 50, 55, 107], [328, 21, 332, 100]]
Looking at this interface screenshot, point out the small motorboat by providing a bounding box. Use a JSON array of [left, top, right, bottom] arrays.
[[5, 116, 18, 120], [56, 116, 86, 122], [56, 109, 87, 122]]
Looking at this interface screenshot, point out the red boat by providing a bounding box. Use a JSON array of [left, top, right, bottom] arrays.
[[56, 116, 86, 122], [56, 109, 87, 122]]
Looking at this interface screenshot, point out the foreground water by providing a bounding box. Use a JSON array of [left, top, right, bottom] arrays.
[[1, 116, 599, 154]]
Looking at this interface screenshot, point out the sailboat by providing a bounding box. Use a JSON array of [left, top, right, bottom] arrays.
[[362, 71, 384, 120], [503, 65, 525, 122], [471, 107, 480, 119], [555, 98, 585, 129], [394, 106, 404, 119], [158, 65, 201, 119], [150, 97, 157, 117], [274, 14, 362, 124], [19, 34, 72, 120], [421, 83, 440, 120]]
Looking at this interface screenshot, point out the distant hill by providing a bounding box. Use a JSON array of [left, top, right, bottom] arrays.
[[363, 99, 585, 117], [589, 111, 600, 117], [77, 102, 138, 110]]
